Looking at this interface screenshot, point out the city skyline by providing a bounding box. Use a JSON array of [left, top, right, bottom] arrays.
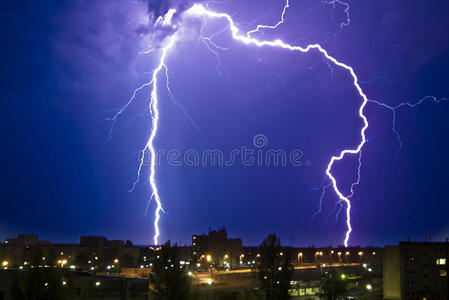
[[1, 0, 449, 247]]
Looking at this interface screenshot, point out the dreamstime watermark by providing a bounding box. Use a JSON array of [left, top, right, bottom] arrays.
[[155, 134, 311, 167]]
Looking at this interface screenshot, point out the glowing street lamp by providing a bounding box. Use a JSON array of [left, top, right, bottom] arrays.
[[297, 252, 303, 264], [57, 259, 68, 268]]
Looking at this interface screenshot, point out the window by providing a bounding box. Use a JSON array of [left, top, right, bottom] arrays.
[[439, 269, 447, 277], [436, 258, 446, 265]]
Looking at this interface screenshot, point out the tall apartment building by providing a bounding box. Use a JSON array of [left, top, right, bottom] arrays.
[[192, 228, 242, 267], [383, 241, 449, 300]]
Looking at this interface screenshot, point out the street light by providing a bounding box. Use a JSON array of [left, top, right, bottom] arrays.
[[57, 259, 67, 268], [206, 255, 212, 263], [298, 252, 303, 264], [366, 284, 372, 291]]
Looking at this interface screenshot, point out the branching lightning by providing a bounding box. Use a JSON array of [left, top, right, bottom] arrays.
[[369, 96, 449, 158], [109, 0, 446, 246], [246, 0, 290, 38]]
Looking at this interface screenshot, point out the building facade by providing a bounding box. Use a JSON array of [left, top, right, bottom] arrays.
[[192, 228, 242, 268], [383, 241, 449, 300], [0, 234, 144, 272]]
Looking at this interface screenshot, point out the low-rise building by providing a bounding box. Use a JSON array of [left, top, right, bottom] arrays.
[[0, 269, 150, 300]]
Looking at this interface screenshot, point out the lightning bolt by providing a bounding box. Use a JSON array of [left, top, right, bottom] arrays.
[[145, 34, 179, 245], [121, 28, 179, 245], [111, 1, 446, 247], [186, 2, 368, 247], [321, 0, 350, 29]]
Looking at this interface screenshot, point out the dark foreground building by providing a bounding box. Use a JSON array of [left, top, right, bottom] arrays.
[[383, 240, 449, 300], [0, 269, 150, 300]]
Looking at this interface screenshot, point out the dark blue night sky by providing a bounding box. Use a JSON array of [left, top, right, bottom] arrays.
[[1, 0, 449, 247]]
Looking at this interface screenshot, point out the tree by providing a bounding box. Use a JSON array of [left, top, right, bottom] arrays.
[[150, 241, 193, 300], [320, 271, 347, 300], [256, 234, 293, 300]]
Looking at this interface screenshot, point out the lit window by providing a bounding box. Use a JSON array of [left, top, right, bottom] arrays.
[[440, 269, 447, 277], [436, 258, 446, 265]]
